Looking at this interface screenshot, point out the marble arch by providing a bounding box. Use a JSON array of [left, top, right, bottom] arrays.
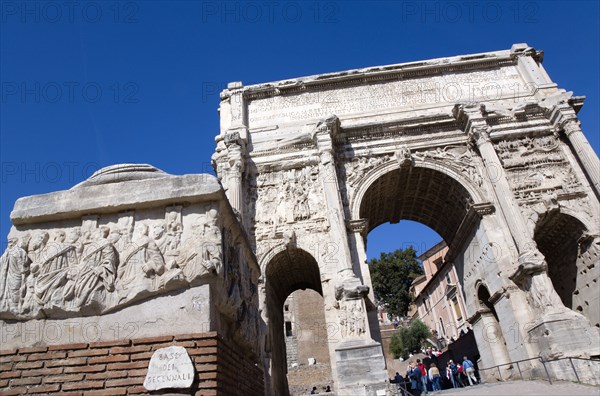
[[212, 43, 600, 395]]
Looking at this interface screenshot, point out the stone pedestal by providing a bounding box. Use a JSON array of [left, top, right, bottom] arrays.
[[528, 311, 600, 360], [334, 339, 388, 396]]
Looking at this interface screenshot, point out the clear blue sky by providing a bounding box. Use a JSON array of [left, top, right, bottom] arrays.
[[1, 1, 599, 258]]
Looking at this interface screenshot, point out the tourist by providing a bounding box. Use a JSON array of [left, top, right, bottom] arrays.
[[462, 356, 478, 385], [409, 361, 423, 396], [447, 360, 459, 388], [395, 371, 408, 396], [310, 386, 317, 394], [417, 359, 428, 393], [325, 385, 331, 392], [428, 362, 442, 391], [456, 362, 466, 387]]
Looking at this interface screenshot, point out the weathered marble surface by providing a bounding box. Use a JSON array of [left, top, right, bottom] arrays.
[[0, 165, 261, 356]]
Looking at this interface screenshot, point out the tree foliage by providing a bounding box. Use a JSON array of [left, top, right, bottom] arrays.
[[369, 247, 424, 319], [389, 319, 432, 359]]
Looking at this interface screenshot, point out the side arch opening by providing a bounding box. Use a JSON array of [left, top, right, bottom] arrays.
[[264, 247, 326, 396]]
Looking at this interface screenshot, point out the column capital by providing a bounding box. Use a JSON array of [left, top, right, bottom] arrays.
[[346, 219, 369, 236], [315, 114, 340, 136], [509, 249, 547, 284], [468, 125, 492, 147]]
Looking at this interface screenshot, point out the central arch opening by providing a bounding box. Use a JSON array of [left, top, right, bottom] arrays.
[[359, 166, 473, 242], [264, 248, 325, 396], [357, 165, 481, 372]]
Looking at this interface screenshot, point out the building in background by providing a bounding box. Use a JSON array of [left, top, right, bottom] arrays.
[[410, 241, 469, 347]]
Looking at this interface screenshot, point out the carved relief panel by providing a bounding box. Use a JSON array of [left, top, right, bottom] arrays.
[[0, 202, 226, 320]]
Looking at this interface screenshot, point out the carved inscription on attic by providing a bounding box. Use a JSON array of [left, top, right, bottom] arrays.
[[248, 66, 526, 126]]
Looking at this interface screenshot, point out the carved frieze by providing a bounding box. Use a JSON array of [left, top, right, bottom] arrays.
[[496, 135, 583, 203], [251, 165, 327, 239], [0, 203, 225, 319]]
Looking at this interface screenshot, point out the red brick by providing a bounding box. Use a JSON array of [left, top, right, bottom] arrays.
[[46, 357, 87, 367], [126, 368, 147, 377], [62, 380, 104, 390], [18, 346, 48, 354], [89, 340, 130, 348], [195, 339, 218, 347], [126, 386, 147, 394], [193, 349, 218, 358], [26, 384, 61, 394], [0, 371, 20, 379], [14, 361, 43, 370], [43, 373, 85, 383], [88, 355, 129, 364], [0, 380, 7, 387], [197, 380, 218, 389], [10, 376, 42, 386], [195, 364, 218, 373], [107, 361, 146, 370], [0, 363, 12, 372], [85, 389, 127, 396], [27, 351, 67, 361], [22, 367, 63, 376], [130, 351, 153, 361], [0, 349, 17, 356], [195, 391, 217, 396], [47, 343, 88, 351], [0, 387, 29, 395], [131, 335, 173, 345], [173, 333, 201, 341], [86, 370, 127, 380], [68, 348, 109, 358], [0, 355, 26, 364], [64, 365, 106, 374], [195, 355, 218, 364], [106, 377, 143, 387], [55, 392, 84, 396], [199, 371, 218, 380], [172, 341, 196, 348], [109, 345, 150, 354]]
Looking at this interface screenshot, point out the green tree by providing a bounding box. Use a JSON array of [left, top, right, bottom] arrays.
[[369, 247, 424, 319], [389, 320, 432, 359]]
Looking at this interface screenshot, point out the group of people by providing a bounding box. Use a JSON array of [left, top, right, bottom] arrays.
[[393, 354, 478, 395]]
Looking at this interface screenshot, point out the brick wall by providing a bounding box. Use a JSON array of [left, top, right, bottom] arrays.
[[0, 332, 263, 396]]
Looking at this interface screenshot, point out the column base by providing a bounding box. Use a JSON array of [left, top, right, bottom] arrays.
[[528, 310, 600, 360], [334, 339, 388, 396]]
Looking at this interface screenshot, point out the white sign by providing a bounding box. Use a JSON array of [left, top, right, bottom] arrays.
[[143, 346, 195, 391]]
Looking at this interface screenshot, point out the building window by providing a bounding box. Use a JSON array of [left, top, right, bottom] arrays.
[[445, 272, 451, 285], [285, 321, 293, 337], [452, 297, 462, 321], [284, 304, 289, 312], [439, 317, 445, 336]]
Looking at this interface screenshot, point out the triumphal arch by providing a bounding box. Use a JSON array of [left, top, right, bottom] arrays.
[[1, 44, 599, 395], [212, 43, 600, 394]]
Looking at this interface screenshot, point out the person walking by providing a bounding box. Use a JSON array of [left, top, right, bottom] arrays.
[[462, 356, 478, 385], [417, 359, 428, 393], [409, 361, 423, 396], [428, 362, 442, 391]]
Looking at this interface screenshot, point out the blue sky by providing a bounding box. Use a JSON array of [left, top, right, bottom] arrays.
[[1, 1, 599, 259]]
